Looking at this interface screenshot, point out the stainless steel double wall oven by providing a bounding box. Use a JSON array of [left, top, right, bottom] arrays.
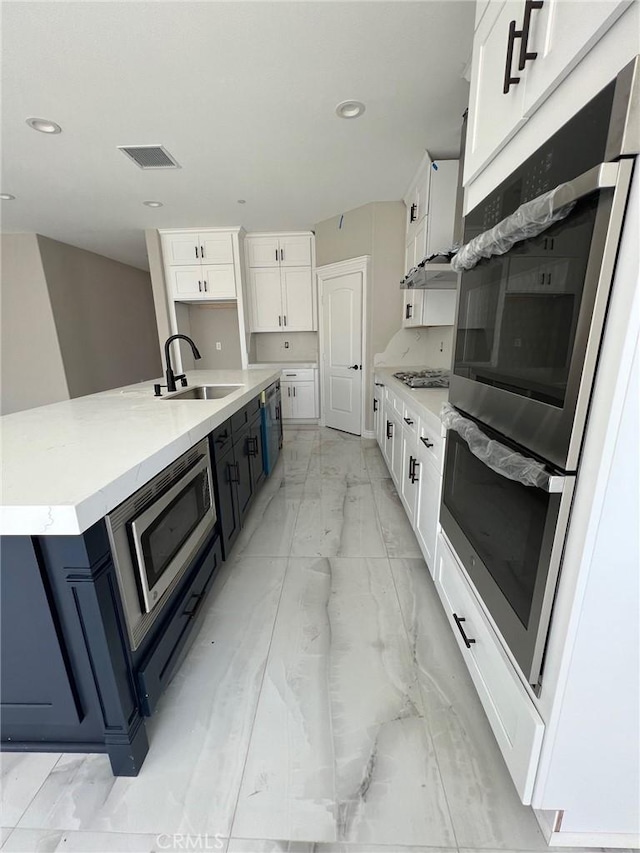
[[442, 58, 638, 691]]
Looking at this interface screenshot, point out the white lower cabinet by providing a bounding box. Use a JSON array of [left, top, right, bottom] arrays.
[[280, 369, 318, 420], [400, 432, 420, 527], [373, 384, 384, 448], [434, 533, 545, 805], [415, 449, 440, 575], [390, 411, 404, 487]]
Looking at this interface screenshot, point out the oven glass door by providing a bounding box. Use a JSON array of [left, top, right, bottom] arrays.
[[129, 457, 214, 612], [440, 425, 573, 687], [454, 193, 599, 409]]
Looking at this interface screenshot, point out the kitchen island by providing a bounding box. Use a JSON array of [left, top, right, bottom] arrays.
[[0, 369, 280, 776]]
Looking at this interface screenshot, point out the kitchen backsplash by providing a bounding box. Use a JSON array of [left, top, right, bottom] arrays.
[[374, 326, 454, 368], [253, 332, 319, 363]]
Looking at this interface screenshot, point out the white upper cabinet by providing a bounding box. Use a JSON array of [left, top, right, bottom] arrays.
[[161, 229, 238, 301], [521, 0, 631, 116], [247, 234, 312, 268], [163, 231, 234, 265], [426, 160, 460, 256], [465, 1, 528, 185], [464, 0, 631, 184], [246, 232, 315, 333]]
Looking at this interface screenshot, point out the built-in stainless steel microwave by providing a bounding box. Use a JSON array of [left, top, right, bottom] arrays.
[[106, 439, 216, 650]]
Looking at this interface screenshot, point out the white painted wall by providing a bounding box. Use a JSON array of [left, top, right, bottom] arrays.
[[0, 234, 70, 414]]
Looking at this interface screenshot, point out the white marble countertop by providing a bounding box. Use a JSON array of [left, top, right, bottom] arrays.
[[248, 362, 318, 369], [0, 368, 280, 537], [373, 367, 450, 431]]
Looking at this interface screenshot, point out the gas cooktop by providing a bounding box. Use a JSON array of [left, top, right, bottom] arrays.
[[393, 369, 450, 389]]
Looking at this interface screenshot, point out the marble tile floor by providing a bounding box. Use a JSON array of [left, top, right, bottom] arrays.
[[0, 429, 631, 853]]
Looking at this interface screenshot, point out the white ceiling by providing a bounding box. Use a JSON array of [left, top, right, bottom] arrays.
[[1, 1, 474, 270]]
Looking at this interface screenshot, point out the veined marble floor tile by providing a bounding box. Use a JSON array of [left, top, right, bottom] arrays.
[[233, 480, 305, 557], [233, 556, 455, 847], [18, 558, 288, 837], [371, 479, 423, 558], [228, 843, 455, 853], [390, 558, 550, 851], [1, 828, 13, 846], [0, 753, 61, 827], [363, 443, 391, 480], [1, 828, 168, 852], [290, 479, 386, 558]]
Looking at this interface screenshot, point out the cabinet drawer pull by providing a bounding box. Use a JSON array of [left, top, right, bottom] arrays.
[[503, 19, 522, 94], [403, 417, 414, 426], [518, 0, 543, 70], [453, 613, 476, 649], [183, 591, 203, 618], [420, 436, 434, 449]]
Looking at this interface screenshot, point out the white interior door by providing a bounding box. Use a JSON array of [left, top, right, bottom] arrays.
[[321, 271, 362, 435]]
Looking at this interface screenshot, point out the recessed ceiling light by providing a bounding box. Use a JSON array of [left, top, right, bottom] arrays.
[[335, 100, 366, 119], [26, 117, 62, 134], [0, 193, 15, 201], [143, 201, 163, 208], [237, 199, 246, 205]]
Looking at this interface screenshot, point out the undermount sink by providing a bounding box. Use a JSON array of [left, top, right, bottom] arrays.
[[163, 384, 244, 400]]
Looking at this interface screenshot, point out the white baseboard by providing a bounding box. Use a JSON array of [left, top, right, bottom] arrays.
[[361, 429, 376, 439], [547, 829, 640, 848]]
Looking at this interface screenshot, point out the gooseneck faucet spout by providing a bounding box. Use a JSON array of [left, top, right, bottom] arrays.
[[154, 334, 202, 396]]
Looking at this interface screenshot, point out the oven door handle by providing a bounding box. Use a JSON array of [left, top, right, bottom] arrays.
[[452, 161, 620, 273], [548, 162, 619, 215], [441, 403, 572, 493]]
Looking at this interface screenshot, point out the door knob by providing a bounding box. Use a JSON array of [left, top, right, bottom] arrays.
[[348, 364, 360, 370]]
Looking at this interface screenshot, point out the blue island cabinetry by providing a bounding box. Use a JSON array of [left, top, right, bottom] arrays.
[[0, 386, 278, 775]]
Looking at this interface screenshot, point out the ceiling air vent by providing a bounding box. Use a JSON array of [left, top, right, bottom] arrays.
[[117, 144, 180, 170]]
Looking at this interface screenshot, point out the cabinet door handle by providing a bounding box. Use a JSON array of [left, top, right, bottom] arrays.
[[278, 315, 282, 327], [411, 459, 420, 484], [373, 399, 378, 412], [518, 0, 543, 70], [248, 436, 259, 457], [200, 245, 205, 258], [453, 613, 476, 649], [503, 19, 522, 94], [227, 462, 240, 484], [386, 421, 393, 440], [195, 245, 199, 259], [283, 315, 287, 326], [287, 386, 291, 397], [405, 302, 411, 320], [276, 249, 279, 261], [420, 436, 434, 449], [410, 202, 418, 223], [293, 386, 296, 397], [198, 280, 202, 292], [408, 455, 414, 480], [203, 280, 208, 292], [280, 248, 284, 261]]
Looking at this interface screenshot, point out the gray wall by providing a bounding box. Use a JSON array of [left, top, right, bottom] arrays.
[[0, 234, 70, 415], [314, 201, 405, 432], [38, 236, 161, 398], [184, 304, 243, 370]]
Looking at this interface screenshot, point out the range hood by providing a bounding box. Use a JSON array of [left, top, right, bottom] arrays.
[[400, 261, 457, 289]]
